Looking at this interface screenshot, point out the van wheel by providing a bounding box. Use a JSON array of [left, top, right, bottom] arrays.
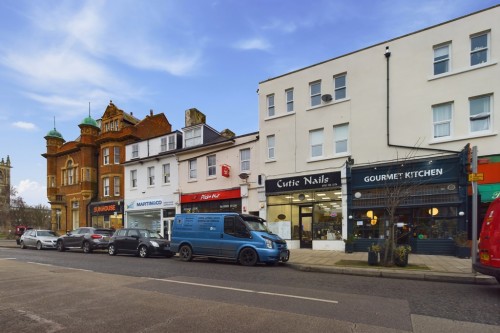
[[239, 248, 258, 266], [179, 245, 193, 261]]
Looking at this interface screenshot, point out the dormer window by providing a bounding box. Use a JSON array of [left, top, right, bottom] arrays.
[[184, 127, 202, 147]]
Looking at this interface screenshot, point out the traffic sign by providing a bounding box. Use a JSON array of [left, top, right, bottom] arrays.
[[468, 173, 484, 182]]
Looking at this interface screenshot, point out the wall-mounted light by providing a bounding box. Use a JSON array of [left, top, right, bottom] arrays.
[[428, 208, 439, 216], [458, 211, 465, 216], [354, 192, 362, 199], [348, 215, 353, 219], [298, 194, 305, 201]]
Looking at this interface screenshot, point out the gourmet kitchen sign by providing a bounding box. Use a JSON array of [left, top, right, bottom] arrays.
[[351, 157, 460, 189], [266, 172, 341, 194]]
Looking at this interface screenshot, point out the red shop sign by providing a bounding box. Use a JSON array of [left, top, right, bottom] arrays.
[[181, 188, 241, 203]]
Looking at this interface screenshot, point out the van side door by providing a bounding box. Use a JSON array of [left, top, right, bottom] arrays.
[[219, 216, 251, 258]]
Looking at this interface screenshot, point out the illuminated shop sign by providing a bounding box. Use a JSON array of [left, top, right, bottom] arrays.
[[265, 172, 341, 194], [181, 188, 241, 203], [126, 197, 174, 211], [91, 201, 123, 215]]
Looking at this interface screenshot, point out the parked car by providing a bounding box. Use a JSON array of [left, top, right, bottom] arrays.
[[473, 198, 500, 283], [56, 227, 114, 253], [170, 213, 290, 266], [14, 225, 33, 245], [20, 229, 59, 250], [108, 228, 173, 258]]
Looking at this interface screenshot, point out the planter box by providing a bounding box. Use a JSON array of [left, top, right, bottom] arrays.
[[368, 251, 379, 265], [455, 246, 471, 258]]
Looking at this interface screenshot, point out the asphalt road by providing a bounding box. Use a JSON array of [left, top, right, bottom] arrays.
[[1, 247, 499, 333]]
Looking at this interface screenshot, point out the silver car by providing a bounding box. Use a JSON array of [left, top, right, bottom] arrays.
[[20, 229, 59, 250]]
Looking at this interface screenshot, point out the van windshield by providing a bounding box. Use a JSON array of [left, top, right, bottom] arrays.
[[245, 221, 270, 232]]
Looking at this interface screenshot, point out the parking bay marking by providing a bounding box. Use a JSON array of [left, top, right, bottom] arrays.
[[149, 278, 339, 304]]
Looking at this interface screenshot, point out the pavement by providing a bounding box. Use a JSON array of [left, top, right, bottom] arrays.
[[0, 239, 496, 285]]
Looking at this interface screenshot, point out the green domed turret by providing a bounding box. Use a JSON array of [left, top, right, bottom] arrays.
[[80, 115, 98, 128], [46, 128, 64, 139]]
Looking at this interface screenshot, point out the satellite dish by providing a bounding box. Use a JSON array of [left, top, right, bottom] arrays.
[[321, 94, 332, 102]]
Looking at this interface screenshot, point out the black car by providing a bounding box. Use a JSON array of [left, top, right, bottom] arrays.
[[56, 227, 114, 253], [108, 228, 173, 258]]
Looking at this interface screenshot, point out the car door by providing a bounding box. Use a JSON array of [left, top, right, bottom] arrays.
[[124, 229, 140, 252], [219, 216, 251, 258], [112, 229, 127, 252], [24, 230, 35, 247]]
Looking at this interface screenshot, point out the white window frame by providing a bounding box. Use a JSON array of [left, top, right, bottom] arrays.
[[432, 102, 453, 138], [160, 137, 167, 152], [309, 129, 324, 158], [433, 44, 450, 75], [184, 127, 202, 147], [207, 155, 216, 177], [333, 124, 349, 154], [168, 135, 176, 150], [114, 146, 120, 164], [469, 95, 491, 133], [267, 135, 275, 160], [130, 170, 137, 188], [240, 148, 250, 172], [189, 159, 197, 180], [103, 177, 110, 197], [103, 147, 110, 165], [131, 144, 139, 158], [334, 74, 346, 100], [267, 94, 275, 117], [286, 89, 294, 112], [470, 32, 489, 66], [310, 81, 321, 107], [113, 176, 120, 196], [162, 163, 171, 184], [148, 166, 155, 186]]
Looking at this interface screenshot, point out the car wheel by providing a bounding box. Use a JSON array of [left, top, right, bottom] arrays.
[[108, 244, 117, 256], [20, 241, 26, 249], [239, 248, 258, 266], [57, 240, 65, 252], [165, 251, 174, 258], [83, 241, 93, 254], [179, 245, 193, 262], [36, 241, 43, 250], [139, 245, 149, 258]]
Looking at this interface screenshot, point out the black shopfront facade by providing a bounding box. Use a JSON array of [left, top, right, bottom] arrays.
[[348, 156, 468, 255]]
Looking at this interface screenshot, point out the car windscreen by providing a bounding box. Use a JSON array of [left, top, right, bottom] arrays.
[[37, 231, 59, 237], [139, 230, 162, 239]]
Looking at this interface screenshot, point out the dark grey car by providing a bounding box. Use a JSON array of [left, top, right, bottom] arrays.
[[108, 228, 173, 258], [56, 227, 114, 253]]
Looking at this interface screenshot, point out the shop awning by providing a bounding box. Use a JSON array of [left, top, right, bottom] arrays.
[[478, 184, 500, 202]]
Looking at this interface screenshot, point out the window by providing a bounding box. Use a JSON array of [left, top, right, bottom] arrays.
[[168, 135, 176, 150], [160, 137, 167, 152], [131, 144, 139, 158], [310, 81, 321, 107], [114, 147, 120, 164], [334, 124, 348, 154], [103, 177, 110, 197], [471, 33, 488, 66], [130, 170, 137, 188], [267, 94, 275, 117], [240, 148, 250, 172], [67, 160, 74, 185], [148, 166, 155, 186], [267, 135, 275, 160], [185, 127, 202, 147], [433, 44, 450, 75], [309, 129, 324, 158], [207, 155, 216, 177], [432, 103, 452, 138], [286, 89, 294, 112], [469, 95, 491, 132], [114, 176, 120, 196], [189, 159, 197, 180], [103, 148, 110, 165], [334, 75, 346, 100], [162, 163, 171, 184]]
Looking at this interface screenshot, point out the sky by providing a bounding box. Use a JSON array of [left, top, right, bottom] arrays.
[[0, 0, 498, 207]]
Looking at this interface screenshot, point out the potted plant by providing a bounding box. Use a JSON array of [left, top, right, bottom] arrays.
[[393, 245, 411, 267], [343, 234, 355, 253], [367, 243, 381, 265], [454, 231, 470, 258]]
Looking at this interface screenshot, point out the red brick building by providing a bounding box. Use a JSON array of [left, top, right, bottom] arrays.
[[43, 101, 172, 232]]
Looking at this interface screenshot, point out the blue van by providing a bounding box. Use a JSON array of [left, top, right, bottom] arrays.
[[170, 213, 290, 266]]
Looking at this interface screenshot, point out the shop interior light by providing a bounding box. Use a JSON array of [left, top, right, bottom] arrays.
[[428, 208, 439, 216]]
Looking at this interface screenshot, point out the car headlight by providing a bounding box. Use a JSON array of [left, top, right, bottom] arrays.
[[265, 238, 273, 249], [150, 241, 159, 247]]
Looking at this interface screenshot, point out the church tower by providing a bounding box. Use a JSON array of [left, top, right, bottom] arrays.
[[0, 155, 12, 211]]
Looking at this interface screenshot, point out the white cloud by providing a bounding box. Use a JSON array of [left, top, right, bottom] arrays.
[[234, 38, 271, 51], [15, 179, 48, 207], [12, 121, 37, 130]]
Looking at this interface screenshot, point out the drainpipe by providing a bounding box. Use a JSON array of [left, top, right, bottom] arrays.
[[384, 46, 458, 154]]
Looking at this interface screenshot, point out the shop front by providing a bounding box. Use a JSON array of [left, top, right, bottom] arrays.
[[180, 188, 242, 213], [125, 196, 177, 239], [90, 200, 124, 230], [265, 171, 344, 250], [348, 156, 468, 255]]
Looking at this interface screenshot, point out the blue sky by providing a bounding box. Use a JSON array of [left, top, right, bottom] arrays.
[[0, 0, 498, 206]]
